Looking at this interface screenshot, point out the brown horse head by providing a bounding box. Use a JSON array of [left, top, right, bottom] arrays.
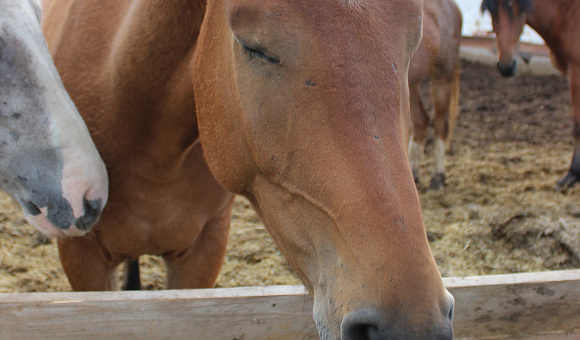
[[482, 0, 534, 77], [194, 0, 453, 338]]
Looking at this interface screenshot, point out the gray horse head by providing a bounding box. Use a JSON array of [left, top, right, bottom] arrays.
[[0, 0, 108, 237]]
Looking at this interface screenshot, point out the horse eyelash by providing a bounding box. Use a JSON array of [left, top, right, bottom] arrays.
[[241, 44, 260, 60], [244, 45, 280, 64], [237, 39, 280, 65]]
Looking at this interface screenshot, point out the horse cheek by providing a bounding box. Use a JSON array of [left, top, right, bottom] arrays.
[[194, 55, 256, 195]]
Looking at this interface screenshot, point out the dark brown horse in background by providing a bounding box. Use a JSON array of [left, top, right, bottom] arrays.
[[482, 0, 580, 190], [42, 0, 454, 338], [408, 0, 463, 190]]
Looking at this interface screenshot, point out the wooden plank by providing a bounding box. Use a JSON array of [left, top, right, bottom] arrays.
[[0, 271, 579, 339], [461, 36, 550, 57], [459, 331, 577, 340], [0, 286, 316, 340], [446, 270, 580, 338]]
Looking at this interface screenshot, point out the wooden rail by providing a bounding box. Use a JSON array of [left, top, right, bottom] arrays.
[[1, 270, 579, 339], [461, 36, 550, 57]]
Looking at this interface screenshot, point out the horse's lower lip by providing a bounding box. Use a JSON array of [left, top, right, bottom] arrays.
[[25, 216, 65, 238], [62, 225, 88, 237], [24, 213, 87, 238]]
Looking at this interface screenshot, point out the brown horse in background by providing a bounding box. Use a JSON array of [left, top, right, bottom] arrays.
[[42, 0, 454, 338], [482, 0, 580, 190], [408, 0, 463, 190]]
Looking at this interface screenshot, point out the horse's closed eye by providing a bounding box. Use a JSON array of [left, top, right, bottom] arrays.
[[235, 37, 280, 65], [242, 45, 279, 64]]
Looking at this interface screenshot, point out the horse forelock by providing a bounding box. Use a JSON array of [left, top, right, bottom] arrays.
[[481, 0, 534, 19]]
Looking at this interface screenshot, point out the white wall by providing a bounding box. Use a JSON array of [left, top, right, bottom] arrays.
[[455, 0, 543, 44]]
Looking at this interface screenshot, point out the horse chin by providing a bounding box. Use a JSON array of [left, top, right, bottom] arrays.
[[24, 212, 87, 238]]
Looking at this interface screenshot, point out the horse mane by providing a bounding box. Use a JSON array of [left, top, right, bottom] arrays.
[[480, 0, 533, 19]]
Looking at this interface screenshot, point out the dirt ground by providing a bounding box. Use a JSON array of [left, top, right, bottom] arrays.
[[1, 60, 579, 293]]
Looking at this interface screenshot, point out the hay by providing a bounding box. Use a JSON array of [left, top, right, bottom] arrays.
[[0, 192, 69, 293]]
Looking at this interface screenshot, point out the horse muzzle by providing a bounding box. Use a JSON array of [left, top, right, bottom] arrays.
[[21, 195, 104, 238], [340, 305, 454, 340], [497, 59, 517, 77], [314, 289, 455, 340]]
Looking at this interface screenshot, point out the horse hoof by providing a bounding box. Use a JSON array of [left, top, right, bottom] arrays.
[[429, 173, 446, 191], [555, 170, 579, 192]]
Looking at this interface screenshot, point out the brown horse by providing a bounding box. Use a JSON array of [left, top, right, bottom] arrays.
[[408, 0, 463, 191], [42, 0, 454, 338], [481, 0, 580, 190]]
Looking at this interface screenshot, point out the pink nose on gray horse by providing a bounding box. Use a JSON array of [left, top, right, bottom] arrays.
[[22, 196, 103, 237]]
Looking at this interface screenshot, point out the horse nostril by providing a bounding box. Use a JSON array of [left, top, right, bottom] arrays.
[[85, 197, 101, 212], [21, 200, 42, 216], [341, 305, 454, 340], [341, 309, 384, 340], [346, 324, 379, 340], [446, 290, 455, 321], [75, 198, 102, 231]]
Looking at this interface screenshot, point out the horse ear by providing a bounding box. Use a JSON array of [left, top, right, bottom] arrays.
[[480, 0, 495, 16], [480, 0, 488, 14]]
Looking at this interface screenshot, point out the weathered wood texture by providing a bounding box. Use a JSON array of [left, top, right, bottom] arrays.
[[0, 270, 578, 339], [448, 270, 580, 338], [0, 286, 316, 340]]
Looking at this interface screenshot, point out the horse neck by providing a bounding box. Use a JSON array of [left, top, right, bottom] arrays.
[[108, 0, 206, 172], [524, 0, 566, 45], [112, 0, 205, 84]]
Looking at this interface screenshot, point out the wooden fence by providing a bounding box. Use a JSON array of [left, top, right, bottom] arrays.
[[1, 270, 579, 339]]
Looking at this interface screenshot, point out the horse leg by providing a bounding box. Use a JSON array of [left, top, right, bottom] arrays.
[[429, 67, 460, 191], [122, 259, 141, 290], [163, 200, 233, 289], [57, 236, 121, 291], [557, 66, 580, 190], [409, 83, 429, 185]]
